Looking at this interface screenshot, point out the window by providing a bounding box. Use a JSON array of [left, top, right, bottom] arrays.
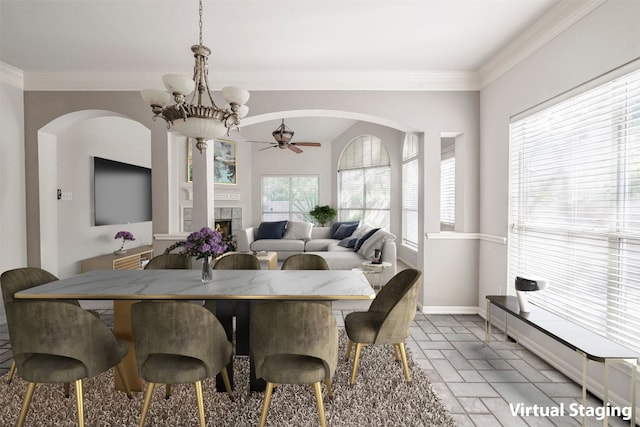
[[440, 140, 455, 231], [402, 133, 419, 247], [261, 176, 319, 222], [508, 67, 640, 352], [338, 135, 390, 229]]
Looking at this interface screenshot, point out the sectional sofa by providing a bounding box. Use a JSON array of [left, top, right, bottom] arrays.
[[237, 221, 397, 282]]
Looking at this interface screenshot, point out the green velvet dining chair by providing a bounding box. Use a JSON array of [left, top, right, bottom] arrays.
[[131, 300, 234, 427], [0, 267, 97, 385], [7, 300, 132, 427], [344, 268, 422, 385], [213, 252, 261, 270], [251, 301, 338, 427], [144, 253, 192, 270], [281, 253, 329, 270]]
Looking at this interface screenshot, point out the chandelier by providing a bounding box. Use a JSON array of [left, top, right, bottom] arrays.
[[140, 0, 249, 153]]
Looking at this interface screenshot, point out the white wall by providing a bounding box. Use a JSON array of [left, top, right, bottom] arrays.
[[55, 116, 152, 278], [479, 0, 640, 413], [0, 63, 27, 275]]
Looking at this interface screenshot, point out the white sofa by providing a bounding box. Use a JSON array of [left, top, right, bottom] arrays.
[[237, 223, 397, 283]]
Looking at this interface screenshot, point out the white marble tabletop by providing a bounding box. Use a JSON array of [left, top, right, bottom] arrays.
[[15, 269, 376, 301]]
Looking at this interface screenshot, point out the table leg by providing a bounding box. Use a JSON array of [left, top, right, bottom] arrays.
[[214, 300, 235, 392], [236, 301, 251, 356], [485, 298, 492, 345], [113, 300, 143, 392], [580, 351, 587, 427]]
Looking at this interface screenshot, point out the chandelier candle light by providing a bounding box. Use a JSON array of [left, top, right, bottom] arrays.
[[141, 0, 250, 154]]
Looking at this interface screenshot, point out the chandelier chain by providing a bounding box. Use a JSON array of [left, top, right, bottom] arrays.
[[198, 0, 203, 46]]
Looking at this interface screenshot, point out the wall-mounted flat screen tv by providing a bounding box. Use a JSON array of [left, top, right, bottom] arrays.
[[94, 157, 152, 226]]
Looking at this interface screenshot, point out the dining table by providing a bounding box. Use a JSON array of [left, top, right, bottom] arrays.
[[14, 268, 375, 392]]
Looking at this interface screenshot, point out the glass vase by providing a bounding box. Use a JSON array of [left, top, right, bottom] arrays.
[[201, 256, 213, 283]]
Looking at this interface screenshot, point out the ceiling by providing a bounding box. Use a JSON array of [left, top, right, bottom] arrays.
[[1, 0, 597, 144]]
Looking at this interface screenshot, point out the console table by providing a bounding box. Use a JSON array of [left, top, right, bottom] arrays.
[[80, 245, 154, 272], [485, 295, 638, 426]]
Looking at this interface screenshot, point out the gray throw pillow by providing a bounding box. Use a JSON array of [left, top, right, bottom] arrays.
[[283, 221, 313, 240]]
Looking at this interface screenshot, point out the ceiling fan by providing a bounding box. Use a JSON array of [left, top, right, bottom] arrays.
[[250, 119, 322, 153]]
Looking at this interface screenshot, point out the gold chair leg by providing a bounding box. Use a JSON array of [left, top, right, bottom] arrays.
[[194, 380, 206, 427], [64, 382, 71, 398], [139, 382, 156, 427], [221, 367, 234, 400], [75, 379, 85, 427], [393, 343, 401, 361], [313, 381, 327, 427], [324, 378, 333, 398], [17, 381, 37, 427], [115, 362, 133, 399], [398, 342, 411, 382], [7, 360, 16, 384], [259, 382, 274, 427], [350, 342, 363, 385], [345, 339, 353, 361], [165, 384, 171, 399]]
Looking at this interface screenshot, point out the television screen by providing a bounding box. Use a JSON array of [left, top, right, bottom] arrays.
[[94, 157, 152, 226]]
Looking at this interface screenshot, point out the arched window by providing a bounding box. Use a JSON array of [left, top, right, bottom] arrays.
[[402, 133, 419, 247], [338, 135, 390, 229]]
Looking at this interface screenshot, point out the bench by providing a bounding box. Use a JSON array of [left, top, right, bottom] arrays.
[[485, 295, 638, 427]]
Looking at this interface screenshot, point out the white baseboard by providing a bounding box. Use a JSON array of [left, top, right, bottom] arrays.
[[422, 306, 480, 314]]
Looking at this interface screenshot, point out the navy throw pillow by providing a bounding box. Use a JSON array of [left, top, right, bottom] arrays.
[[332, 223, 359, 240], [256, 221, 288, 240], [353, 227, 380, 252], [338, 236, 358, 248], [330, 221, 360, 238]]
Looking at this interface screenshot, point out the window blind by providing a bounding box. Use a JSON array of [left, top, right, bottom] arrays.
[[261, 176, 319, 222], [508, 67, 640, 352], [440, 154, 455, 230], [403, 134, 419, 247], [338, 135, 391, 229]]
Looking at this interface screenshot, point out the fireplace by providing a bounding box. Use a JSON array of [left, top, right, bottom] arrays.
[[181, 206, 243, 237], [215, 220, 232, 238]]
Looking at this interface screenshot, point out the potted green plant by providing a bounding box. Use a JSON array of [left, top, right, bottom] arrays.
[[309, 205, 337, 227]]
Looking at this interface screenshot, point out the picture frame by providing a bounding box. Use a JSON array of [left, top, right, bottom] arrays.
[[213, 139, 237, 185], [186, 138, 237, 185]]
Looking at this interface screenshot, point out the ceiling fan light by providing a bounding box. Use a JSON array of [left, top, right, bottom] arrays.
[[236, 104, 249, 118], [162, 74, 196, 96], [140, 88, 171, 107], [172, 117, 227, 140], [222, 86, 250, 105]]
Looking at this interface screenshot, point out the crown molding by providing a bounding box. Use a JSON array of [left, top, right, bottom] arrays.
[[0, 62, 24, 89], [22, 70, 480, 92], [478, 0, 606, 88]]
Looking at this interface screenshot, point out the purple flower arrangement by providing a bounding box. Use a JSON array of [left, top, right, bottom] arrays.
[[180, 227, 227, 260], [114, 231, 135, 253]]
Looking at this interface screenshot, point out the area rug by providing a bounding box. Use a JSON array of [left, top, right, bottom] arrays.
[[0, 331, 455, 426]]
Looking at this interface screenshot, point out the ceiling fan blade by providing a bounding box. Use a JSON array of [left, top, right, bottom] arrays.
[[247, 140, 275, 144], [291, 142, 321, 147], [258, 145, 276, 151], [288, 144, 303, 153]]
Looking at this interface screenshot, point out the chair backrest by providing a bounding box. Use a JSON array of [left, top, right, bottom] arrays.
[[7, 300, 124, 380], [214, 253, 261, 270], [131, 301, 232, 377], [281, 254, 329, 270], [251, 301, 338, 380], [369, 269, 422, 345], [0, 267, 79, 306], [144, 254, 192, 270]]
